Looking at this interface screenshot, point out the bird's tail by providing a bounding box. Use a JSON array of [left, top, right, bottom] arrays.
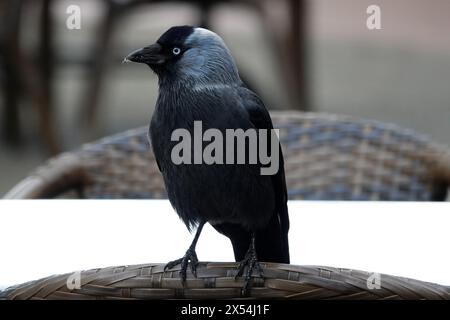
[[254, 206, 290, 264], [223, 212, 290, 264], [213, 205, 290, 264]]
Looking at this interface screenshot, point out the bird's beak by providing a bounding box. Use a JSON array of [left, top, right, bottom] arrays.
[[122, 43, 166, 65]]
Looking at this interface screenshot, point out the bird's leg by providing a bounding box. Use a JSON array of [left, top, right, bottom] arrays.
[[164, 221, 205, 283], [235, 233, 264, 296]]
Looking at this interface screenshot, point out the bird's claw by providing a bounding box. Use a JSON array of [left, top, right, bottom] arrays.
[[235, 246, 264, 296], [164, 247, 199, 283], [164, 258, 183, 271]]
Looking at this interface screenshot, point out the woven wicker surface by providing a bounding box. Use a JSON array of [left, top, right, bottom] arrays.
[[1, 263, 449, 300], [2, 111, 450, 300], [4, 111, 450, 200]]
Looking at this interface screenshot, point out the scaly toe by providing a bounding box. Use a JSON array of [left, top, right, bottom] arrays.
[[165, 247, 200, 283], [164, 258, 183, 271]]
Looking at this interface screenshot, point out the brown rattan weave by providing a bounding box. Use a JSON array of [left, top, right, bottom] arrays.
[[2, 111, 450, 299], [1, 263, 449, 300]]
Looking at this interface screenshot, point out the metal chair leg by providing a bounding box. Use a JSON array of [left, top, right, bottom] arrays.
[[1, 0, 23, 146], [37, 0, 60, 154], [81, 2, 121, 128], [256, 0, 310, 111]]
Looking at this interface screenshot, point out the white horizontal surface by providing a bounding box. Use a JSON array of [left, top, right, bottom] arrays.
[[0, 200, 449, 290]]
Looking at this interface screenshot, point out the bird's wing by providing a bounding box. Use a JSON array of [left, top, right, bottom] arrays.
[[148, 122, 162, 173], [155, 156, 162, 173], [238, 86, 290, 256]]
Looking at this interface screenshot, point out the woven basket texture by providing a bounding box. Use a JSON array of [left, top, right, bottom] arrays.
[[1, 263, 449, 300], [3, 111, 450, 299]]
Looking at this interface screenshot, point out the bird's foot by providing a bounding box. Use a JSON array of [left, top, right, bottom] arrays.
[[235, 245, 264, 296], [164, 246, 199, 283]]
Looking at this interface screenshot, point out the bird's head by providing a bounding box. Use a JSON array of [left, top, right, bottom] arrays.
[[123, 26, 240, 86]]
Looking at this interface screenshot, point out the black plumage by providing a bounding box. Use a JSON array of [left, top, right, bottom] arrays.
[[124, 26, 290, 293]]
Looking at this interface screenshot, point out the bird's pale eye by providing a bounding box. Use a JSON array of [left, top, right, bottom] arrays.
[[172, 47, 181, 55]]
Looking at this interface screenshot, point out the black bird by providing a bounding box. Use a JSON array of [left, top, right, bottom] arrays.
[[124, 26, 289, 294]]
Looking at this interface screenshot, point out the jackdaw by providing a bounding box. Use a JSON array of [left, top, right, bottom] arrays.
[[124, 26, 289, 294]]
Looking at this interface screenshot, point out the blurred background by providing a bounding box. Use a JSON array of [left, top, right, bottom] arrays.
[[1, 0, 449, 196]]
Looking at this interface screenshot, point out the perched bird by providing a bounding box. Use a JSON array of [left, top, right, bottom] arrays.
[[124, 26, 289, 294]]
